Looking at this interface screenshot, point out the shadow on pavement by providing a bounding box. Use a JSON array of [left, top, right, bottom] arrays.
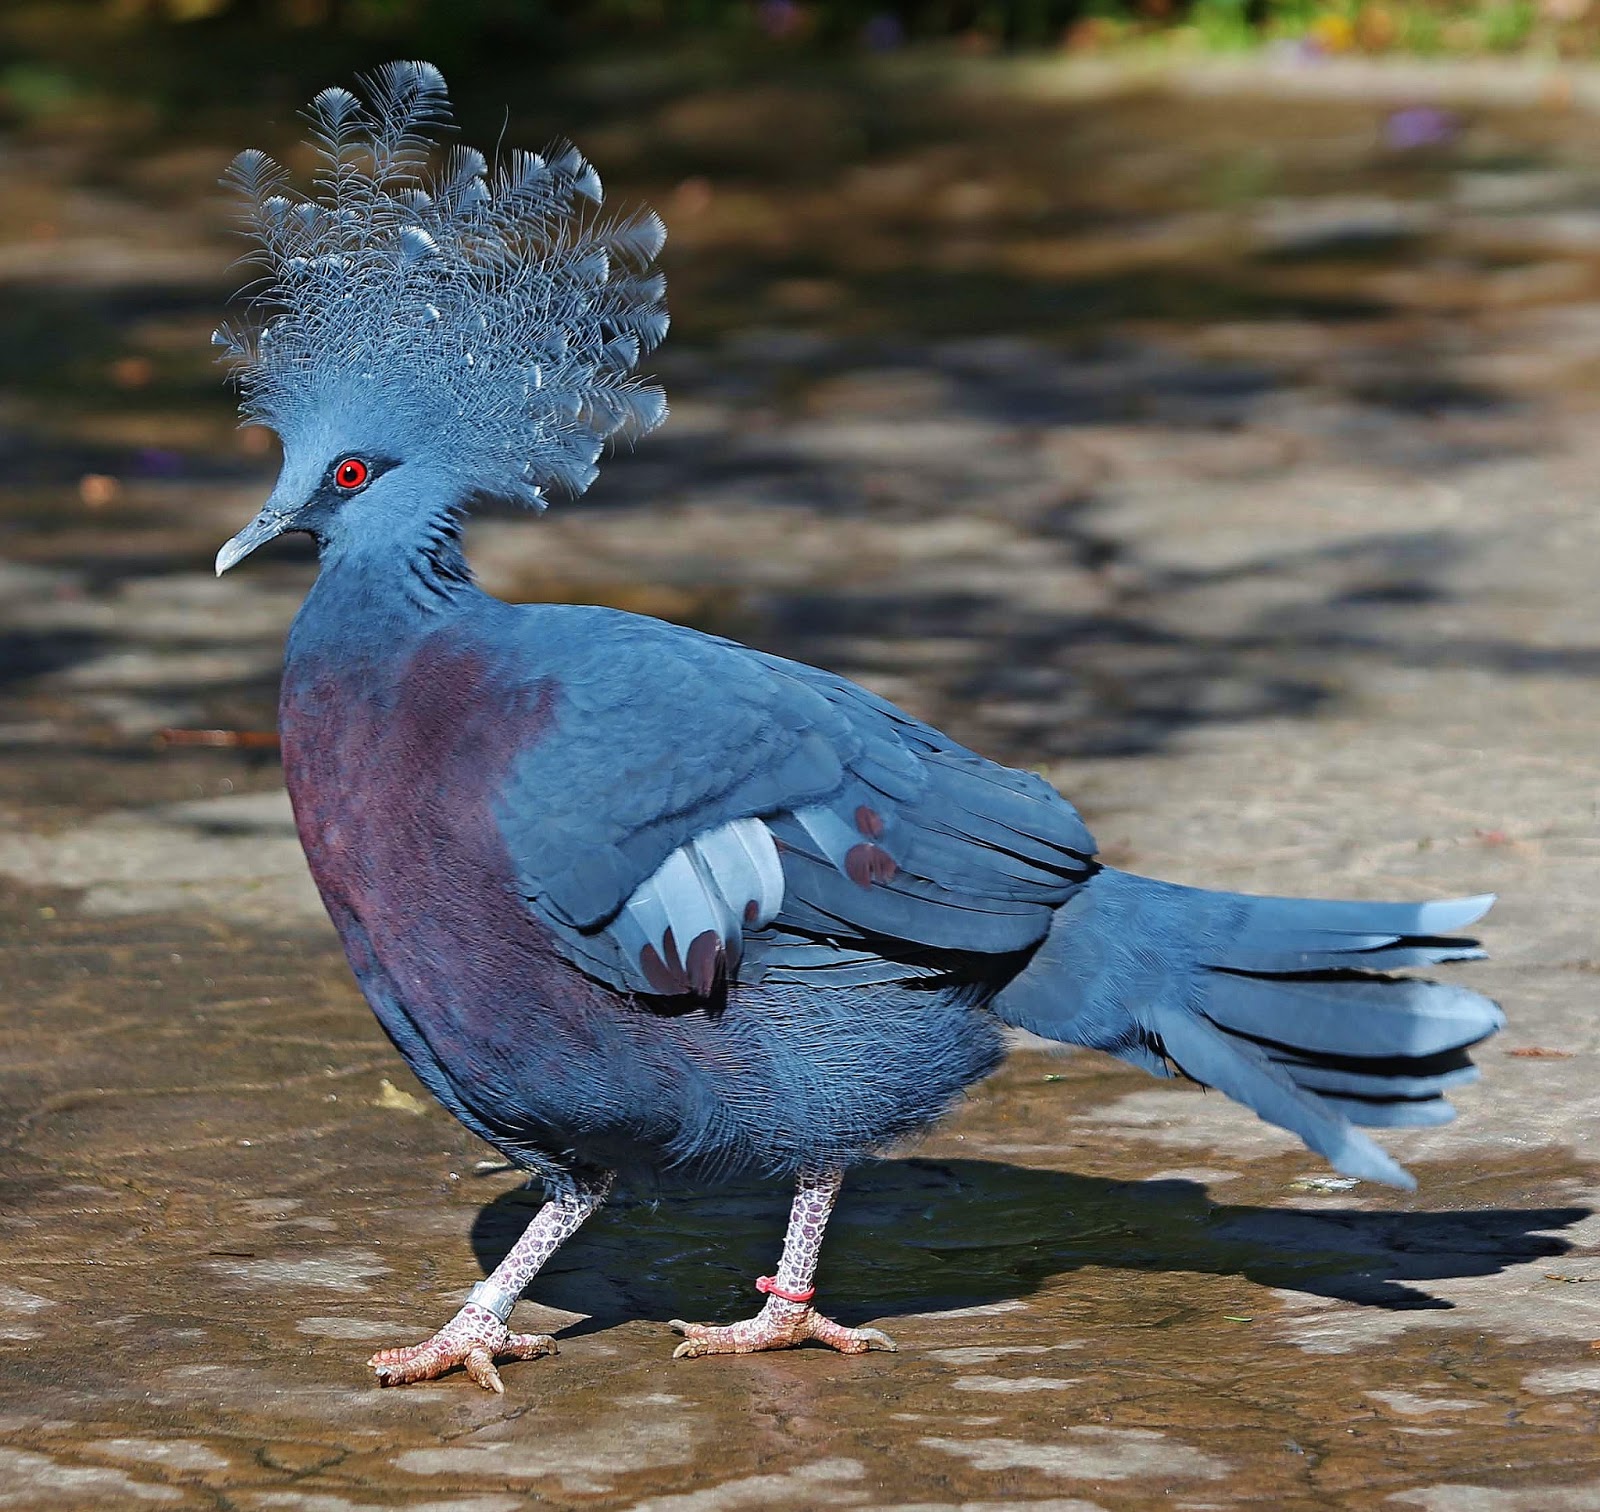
[[470, 1155, 1591, 1332]]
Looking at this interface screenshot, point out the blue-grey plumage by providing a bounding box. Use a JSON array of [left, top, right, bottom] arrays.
[[213, 63, 1503, 1392]]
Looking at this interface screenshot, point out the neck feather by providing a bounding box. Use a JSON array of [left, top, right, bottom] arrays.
[[320, 500, 476, 615]]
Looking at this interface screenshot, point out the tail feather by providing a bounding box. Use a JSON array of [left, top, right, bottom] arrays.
[[1275, 1053, 1479, 1103], [1218, 891, 1493, 973], [1203, 973, 1501, 1059], [1314, 1092, 1460, 1129], [1150, 1005, 1417, 1188], [1222, 936, 1486, 972], [992, 867, 1502, 1190]]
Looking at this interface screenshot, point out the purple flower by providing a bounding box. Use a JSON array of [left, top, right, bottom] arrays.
[[758, 0, 805, 40], [863, 12, 904, 50], [132, 447, 186, 478], [1384, 105, 1460, 151]]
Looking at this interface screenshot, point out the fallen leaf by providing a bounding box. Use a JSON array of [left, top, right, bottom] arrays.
[[78, 473, 121, 508], [375, 1079, 428, 1115], [110, 355, 153, 388]]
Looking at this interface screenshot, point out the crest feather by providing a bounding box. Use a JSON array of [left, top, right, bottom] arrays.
[[216, 60, 668, 508]]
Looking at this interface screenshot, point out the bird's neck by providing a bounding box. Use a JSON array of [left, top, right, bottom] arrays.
[[288, 517, 493, 671], [321, 507, 475, 608]]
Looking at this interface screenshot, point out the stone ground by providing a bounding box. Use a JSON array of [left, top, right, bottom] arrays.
[[3, 49, 1600, 1511]]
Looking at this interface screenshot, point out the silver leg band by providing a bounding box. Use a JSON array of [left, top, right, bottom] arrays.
[[464, 1280, 518, 1324]]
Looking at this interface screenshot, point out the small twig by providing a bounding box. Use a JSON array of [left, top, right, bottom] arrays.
[[158, 728, 280, 750]]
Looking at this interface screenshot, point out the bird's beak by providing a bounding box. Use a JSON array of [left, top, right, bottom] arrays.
[[215, 508, 290, 576]]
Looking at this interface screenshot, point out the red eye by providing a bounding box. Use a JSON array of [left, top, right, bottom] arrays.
[[334, 457, 369, 490]]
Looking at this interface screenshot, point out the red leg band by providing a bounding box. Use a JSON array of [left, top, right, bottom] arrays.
[[755, 1275, 816, 1305]]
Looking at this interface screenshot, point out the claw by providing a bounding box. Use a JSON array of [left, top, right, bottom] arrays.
[[852, 1327, 898, 1352], [368, 1305, 556, 1391]]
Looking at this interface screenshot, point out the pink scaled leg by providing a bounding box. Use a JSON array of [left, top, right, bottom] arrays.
[[671, 1170, 895, 1358], [371, 1171, 614, 1393]]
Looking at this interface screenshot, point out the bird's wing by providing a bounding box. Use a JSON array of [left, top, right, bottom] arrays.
[[496, 606, 1096, 997]]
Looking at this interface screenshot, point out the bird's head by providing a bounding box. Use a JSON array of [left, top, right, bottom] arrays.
[[215, 407, 459, 574], [214, 61, 668, 577]]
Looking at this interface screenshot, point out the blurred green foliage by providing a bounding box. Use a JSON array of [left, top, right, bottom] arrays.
[[3, 0, 1598, 146], [5, 0, 1598, 69]]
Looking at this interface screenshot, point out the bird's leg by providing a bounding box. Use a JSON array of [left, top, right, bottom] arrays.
[[670, 1169, 895, 1358], [370, 1170, 614, 1393]]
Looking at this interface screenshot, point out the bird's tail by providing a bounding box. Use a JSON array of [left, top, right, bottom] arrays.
[[991, 867, 1501, 1189]]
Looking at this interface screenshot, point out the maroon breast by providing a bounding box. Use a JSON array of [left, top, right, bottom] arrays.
[[279, 636, 564, 1055]]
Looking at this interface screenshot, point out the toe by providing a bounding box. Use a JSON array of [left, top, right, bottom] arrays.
[[807, 1316, 898, 1354], [668, 1320, 708, 1356], [668, 1321, 722, 1359], [503, 1332, 557, 1361], [827, 1326, 895, 1354], [463, 1347, 505, 1394], [370, 1345, 432, 1386]]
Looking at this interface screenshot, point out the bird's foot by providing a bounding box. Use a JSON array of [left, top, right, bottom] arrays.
[[369, 1303, 555, 1393], [669, 1298, 896, 1358]]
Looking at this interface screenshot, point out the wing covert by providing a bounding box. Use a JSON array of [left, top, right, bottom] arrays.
[[492, 605, 1097, 998]]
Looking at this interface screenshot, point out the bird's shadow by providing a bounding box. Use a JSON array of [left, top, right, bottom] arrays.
[[470, 1155, 1590, 1336]]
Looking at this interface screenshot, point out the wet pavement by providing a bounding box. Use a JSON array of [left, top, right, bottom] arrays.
[[3, 51, 1600, 1510]]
